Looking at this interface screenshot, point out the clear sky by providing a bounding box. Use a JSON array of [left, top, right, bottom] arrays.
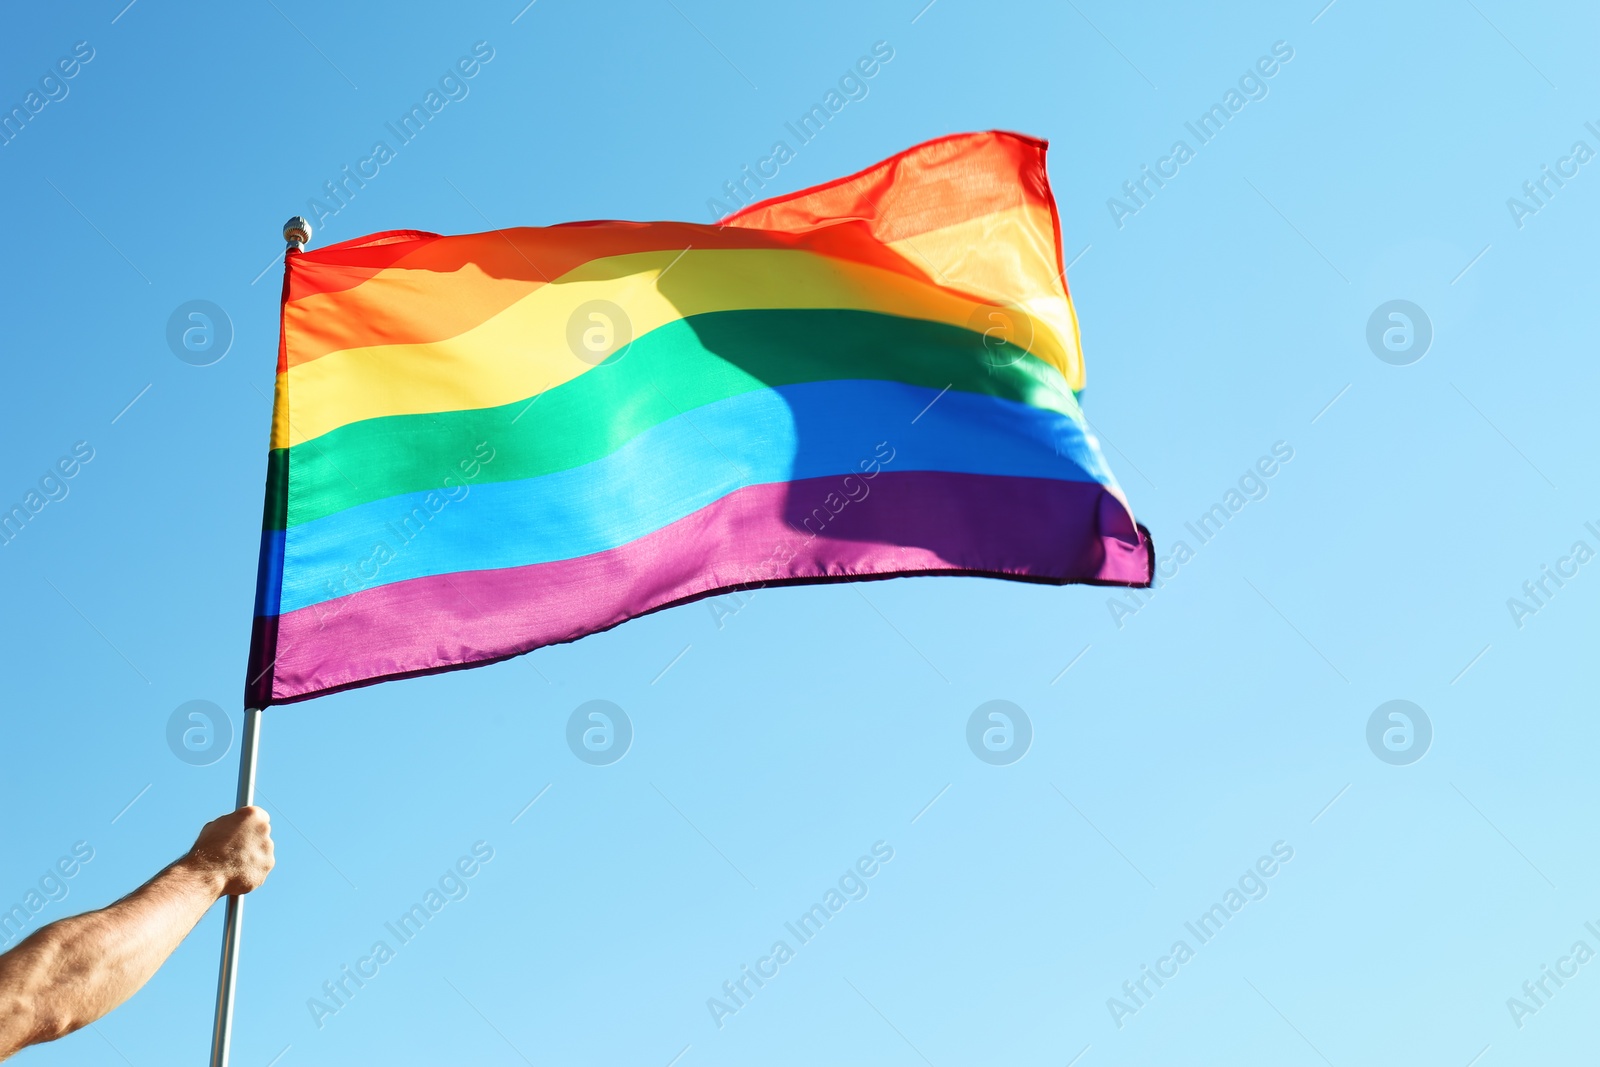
[[2, 1, 1596, 1064]]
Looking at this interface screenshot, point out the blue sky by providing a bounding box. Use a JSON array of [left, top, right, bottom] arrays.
[[2, 0, 1597, 1064]]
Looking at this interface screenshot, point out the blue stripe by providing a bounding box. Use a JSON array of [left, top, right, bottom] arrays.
[[252, 512, 285, 617], [269, 379, 1116, 615]]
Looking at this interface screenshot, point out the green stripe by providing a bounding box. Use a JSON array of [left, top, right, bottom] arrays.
[[273, 308, 1080, 530], [261, 448, 288, 532]]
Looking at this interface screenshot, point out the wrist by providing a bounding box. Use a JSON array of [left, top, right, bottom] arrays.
[[168, 853, 229, 898]]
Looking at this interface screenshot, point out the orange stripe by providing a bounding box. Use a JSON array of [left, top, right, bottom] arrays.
[[283, 222, 963, 370], [281, 131, 1066, 370]]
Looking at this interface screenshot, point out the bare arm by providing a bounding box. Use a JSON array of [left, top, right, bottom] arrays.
[[0, 807, 274, 1061]]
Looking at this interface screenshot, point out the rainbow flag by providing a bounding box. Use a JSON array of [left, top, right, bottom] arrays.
[[246, 131, 1152, 706]]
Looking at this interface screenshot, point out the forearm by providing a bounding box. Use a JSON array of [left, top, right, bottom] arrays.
[[0, 858, 223, 1056]]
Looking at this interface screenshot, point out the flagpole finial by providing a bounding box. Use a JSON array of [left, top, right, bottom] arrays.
[[283, 216, 312, 253]]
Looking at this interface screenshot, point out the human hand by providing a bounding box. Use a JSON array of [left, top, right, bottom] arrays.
[[184, 807, 275, 897]]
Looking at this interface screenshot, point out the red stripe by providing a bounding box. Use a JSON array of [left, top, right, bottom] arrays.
[[282, 131, 1054, 308], [250, 471, 1151, 706], [723, 130, 1054, 244]]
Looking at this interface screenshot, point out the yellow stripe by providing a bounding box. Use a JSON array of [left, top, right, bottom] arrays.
[[276, 214, 1078, 448], [885, 203, 1081, 390]]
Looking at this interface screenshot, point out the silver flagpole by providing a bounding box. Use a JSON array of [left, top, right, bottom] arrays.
[[206, 706, 262, 1067], [208, 215, 310, 1066]]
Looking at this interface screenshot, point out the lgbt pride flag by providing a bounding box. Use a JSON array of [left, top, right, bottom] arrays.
[[245, 131, 1152, 706]]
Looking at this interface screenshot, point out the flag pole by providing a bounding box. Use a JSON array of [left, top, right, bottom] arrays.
[[208, 215, 309, 1067], [206, 706, 262, 1067]]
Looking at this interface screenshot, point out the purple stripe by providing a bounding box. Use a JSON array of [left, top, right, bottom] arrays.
[[254, 471, 1152, 706]]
